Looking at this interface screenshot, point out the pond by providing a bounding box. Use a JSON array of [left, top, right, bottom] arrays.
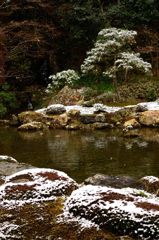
[[0, 127, 159, 182]]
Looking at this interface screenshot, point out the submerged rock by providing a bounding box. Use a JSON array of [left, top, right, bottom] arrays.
[[66, 122, 81, 130], [0, 155, 33, 177], [64, 185, 159, 240], [84, 174, 138, 188], [18, 121, 45, 131], [123, 129, 141, 138], [93, 122, 113, 129]]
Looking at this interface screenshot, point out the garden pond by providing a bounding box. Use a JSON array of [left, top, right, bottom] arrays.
[[0, 127, 159, 182]]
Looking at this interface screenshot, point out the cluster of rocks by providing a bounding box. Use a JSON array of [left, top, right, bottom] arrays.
[[0, 155, 159, 239], [4, 101, 159, 132]]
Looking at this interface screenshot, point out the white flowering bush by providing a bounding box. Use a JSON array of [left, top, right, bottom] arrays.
[[46, 69, 80, 92], [81, 28, 152, 83]]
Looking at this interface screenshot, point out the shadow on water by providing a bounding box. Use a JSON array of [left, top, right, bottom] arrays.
[[0, 127, 159, 182]]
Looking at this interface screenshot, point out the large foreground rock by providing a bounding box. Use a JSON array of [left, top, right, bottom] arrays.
[[64, 185, 159, 240], [0, 168, 78, 205], [0, 168, 134, 240]]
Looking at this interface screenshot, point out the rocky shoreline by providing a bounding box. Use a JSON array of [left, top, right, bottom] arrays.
[[0, 155, 159, 239], [2, 101, 159, 133]]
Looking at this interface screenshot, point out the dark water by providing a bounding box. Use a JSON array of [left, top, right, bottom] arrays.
[[0, 127, 159, 182]]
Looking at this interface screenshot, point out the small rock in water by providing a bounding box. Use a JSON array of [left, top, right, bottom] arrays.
[[0, 155, 33, 176], [140, 176, 159, 194], [84, 174, 137, 188], [0, 155, 17, 163], [18, 121, 45, 131]]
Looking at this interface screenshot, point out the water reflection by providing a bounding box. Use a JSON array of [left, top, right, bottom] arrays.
[[0, 128, 159, 182]]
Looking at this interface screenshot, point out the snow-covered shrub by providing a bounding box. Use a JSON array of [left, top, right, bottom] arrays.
[[46, 69, 80, 93], [114, 52, 152, 75], [81, 28, 152, 82]]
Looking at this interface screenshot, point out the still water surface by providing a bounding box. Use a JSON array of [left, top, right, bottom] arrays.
[[0, 127, 159, 182]]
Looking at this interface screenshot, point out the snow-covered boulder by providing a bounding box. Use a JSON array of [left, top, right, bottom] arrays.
[[46, 104, 66, 115], [64, 185, 159, 240], [0, 168, 78, 206]]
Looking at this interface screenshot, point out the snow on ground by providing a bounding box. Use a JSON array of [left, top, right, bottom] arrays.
[[36, 103, 122, 115], [137, 101, 159, 111], [36, 101, 159, 115]]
